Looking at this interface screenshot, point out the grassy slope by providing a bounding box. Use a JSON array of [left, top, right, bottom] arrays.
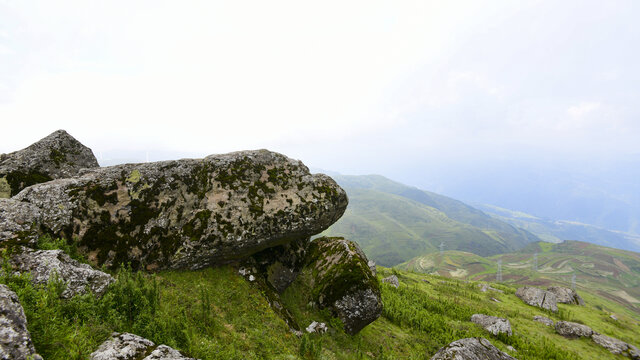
[[322, 175, 539, 266], [398, 241, 640, 320], [8, 263, 640, 359]]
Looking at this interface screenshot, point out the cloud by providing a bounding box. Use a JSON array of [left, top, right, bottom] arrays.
[[567, 102, 601, 119]]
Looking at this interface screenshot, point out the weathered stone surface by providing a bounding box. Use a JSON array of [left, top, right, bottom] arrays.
[[430, 337, 516, 360], [0, 130, 98, 198], [90, 332, 195, 360], [591, 334, 634, 356], [515, 286, 558, 312], [382, 275, 399, 288], [10, 246, 114, 298], [368, 260, 376, 277], [533, 315, 554, 327], [305, 321, 328, 334], [547, 286, 584, 305], [0, 198, 42, 245], [471, 314, 512, 336], [555, 321, 593, 338], [478, 283, 504, 293], [303, 237, 381, 335], [248, 236, 310, 293], [14, 150, 348, 271], [0, 284, 43, 360]]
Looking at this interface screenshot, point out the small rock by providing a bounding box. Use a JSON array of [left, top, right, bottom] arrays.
[[506, 345, 517, 352], [238, 267, 251, 276], [471, 314, 512, 336], [610, 314, 618, 321], [430, 337, 516, 360], [591, 333, 633, 356], [479, 283, 504, 293], [533, 315, 554, 327], [515, 286, 558, 312], [10, 246, 114, 298], [491, 297, 501, 303], [0, 284, 43, 360], [90, 332, 196, 360], [382, 275, 399, 288], [368, 260, 376, 277], [248, 275, 255, 282], [555, 321, 593, 338], [305, 321, 328, 334], [547, 286, 584, 305]]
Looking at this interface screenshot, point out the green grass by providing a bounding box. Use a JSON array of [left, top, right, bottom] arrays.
[[2, 238, 638, 359]]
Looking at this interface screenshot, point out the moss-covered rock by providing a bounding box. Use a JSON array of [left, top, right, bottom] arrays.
[[13, 150, 348, 271], [0, 130, 98, 198], [302, 236, 382, 335]]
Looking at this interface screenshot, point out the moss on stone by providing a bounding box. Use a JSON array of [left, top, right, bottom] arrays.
[[49, 148, 67, 166], [0, 177, 10, 198], [5, 170, 53, 196], [126, 169, 141, 184]]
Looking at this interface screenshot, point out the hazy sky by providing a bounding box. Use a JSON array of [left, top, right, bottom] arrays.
[[2, 1, 639, 183]]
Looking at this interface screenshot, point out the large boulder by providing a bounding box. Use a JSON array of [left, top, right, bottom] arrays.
[[9, 246, 114, 298], [591, 333, 639, 358], [0, 130, 98, 198], [0, 198, 42, 246], [90, 332, 196, 360], [547, 286, 584, 305], [303, 237, 382, 335], [430, 337, 516, 360], [14, 150, 348, 270], [470, 314, 512, 336], [555, 321, 593, 338], [0, 284, 43, 360], [515, 286, 558, 312]]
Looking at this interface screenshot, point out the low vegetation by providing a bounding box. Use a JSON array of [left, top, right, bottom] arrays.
[[2, 237, 638, 359]]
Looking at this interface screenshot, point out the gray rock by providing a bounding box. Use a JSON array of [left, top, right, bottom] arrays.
[[470, 314, 512, 336], [305, 321, 328, 334], [478, 283, 504, 293], [304, 237, 382, 335], [430, 337, 516, 360], [547, 286, 584, 305], [248, 236, 310, 293], [533, 315, 554, 327], [0, 198, 42, 246], [368, 260, 376, 277], [10, 246, 114, 298], [591, 334, 632, 356], [555, 321, 593, 338], [515, 286, 558, 312], [506, 345, 517, 353], [14, 150, 347, 271], [0, 284, 43, 360], [382, 275, 399, 288], [0, 130, 98, 198], [610, 314, 618, 321], [90, 332, 196, 360]]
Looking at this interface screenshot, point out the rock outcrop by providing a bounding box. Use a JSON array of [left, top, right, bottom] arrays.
[[533, 315, 554, 327], [478, 283, 503, 293], [430, 337, 516, 360], [381, 275, 399, 288], [0, 284, 43, 360], [592, 334, 639, 358], [90, 332, 196, 360], [0, 198, 42, 245], [14, 150, 348, 270], [547, 286, 584, 305], [470, 314, 512, 336], [555, 321, 593, 338], [10, 246, 114, 298], [515, 286, 558, 312], [248, 236, 310, 293], [302, 237, 381, 335], [0, 130, 98, 198]]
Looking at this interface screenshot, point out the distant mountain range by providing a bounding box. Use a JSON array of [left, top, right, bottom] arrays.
[[321, 174, 539, 266]]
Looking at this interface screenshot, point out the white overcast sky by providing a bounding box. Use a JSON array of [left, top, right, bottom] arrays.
[[1, 0, 639, 179]]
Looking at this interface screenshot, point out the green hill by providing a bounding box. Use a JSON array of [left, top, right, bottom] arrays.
[[4, 259, 639, 359], [322, 175, 539, 266], [398, 240, 640, 318]]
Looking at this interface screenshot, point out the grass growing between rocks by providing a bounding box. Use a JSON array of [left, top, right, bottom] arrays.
[[1, 244, 639, 359]]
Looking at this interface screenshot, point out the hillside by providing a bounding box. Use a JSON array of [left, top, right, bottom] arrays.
[[476, 203, 640, 252], [398, 240, 640, 318], [3, 255, 639, 359], [322, 174, 539, 266]]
